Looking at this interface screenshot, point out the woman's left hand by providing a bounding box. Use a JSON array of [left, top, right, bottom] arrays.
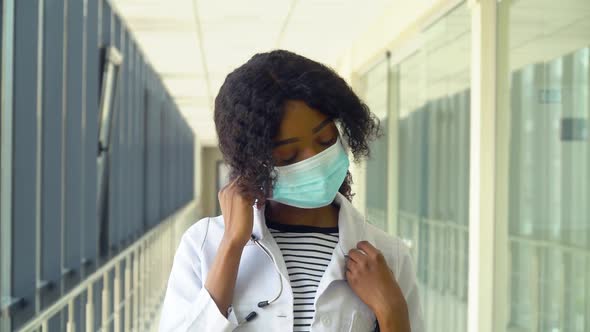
[[346, 241, 410, 332]]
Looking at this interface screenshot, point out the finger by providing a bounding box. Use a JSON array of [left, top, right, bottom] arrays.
[[345, 266, 357, 282], [345, 254, 357, 269], [356, 241, 380, 258], [347, 249, 367, 264]]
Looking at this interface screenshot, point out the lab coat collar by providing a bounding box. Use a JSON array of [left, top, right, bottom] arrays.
[[251, 192, 366, 250], [320, 192, 368, 289], [250, 192, 367, 284], [251, 204, 267, 241]]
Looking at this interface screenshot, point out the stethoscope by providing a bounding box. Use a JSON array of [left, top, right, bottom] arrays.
[[238, 230, 356, 325], [239, 203, 368, 326], [237, 234, 284, 325]]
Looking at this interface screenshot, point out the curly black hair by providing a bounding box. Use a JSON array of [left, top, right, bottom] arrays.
[[214, 49, 381, 203]]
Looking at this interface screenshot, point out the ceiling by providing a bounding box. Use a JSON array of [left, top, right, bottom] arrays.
[[111, 0, 403, 146]]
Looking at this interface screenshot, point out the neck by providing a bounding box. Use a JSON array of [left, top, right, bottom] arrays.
[[265, 200, 339, 228]]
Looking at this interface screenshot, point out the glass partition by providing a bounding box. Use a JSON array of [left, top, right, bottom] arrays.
[[394, 3, 471, 331], [496, 0, 590, 330], [359, 59, 390, 231]]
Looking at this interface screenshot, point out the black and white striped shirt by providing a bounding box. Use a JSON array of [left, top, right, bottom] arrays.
[[267, 221, 339, 332]]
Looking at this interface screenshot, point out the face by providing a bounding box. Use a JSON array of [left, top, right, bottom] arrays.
[[272, 100, 339, 167]]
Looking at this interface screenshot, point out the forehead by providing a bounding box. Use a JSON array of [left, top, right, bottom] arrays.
[[275, 100, 331, 138]]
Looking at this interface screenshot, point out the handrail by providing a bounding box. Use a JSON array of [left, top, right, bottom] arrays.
[[509, 233, 590, 257], [400, 210, 589, 257], [422, 217, 469, 232], [18, 201, 197, 332]]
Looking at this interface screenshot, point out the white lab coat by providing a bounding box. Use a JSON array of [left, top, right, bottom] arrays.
[[159, 193, 425, 332]]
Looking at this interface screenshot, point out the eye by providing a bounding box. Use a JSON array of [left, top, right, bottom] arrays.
[[282, 153, 298, 164], [319, 136, 337, 146]]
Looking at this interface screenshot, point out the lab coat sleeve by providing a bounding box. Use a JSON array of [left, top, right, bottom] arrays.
[[395, 240, 426, 332], [159, 227, 239, 332]]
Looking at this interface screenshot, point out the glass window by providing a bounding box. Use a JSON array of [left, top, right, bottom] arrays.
[[359, 59, 390, 232], [394, 3, 471, 331], [496, 0, 590, 330]]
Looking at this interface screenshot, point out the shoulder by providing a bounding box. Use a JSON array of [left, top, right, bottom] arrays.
[[177, 215, 225, 256]]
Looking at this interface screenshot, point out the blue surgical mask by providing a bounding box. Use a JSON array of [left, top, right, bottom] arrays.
[[269, 137, 350, 209]]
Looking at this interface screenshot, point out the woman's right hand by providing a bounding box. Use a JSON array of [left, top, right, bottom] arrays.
[[218, 177, 255, 248]]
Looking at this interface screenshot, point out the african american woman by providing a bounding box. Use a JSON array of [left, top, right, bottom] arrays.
[[159, 50, 424, 332]]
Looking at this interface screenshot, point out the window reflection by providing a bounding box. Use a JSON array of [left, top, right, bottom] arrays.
[[395, 3, 471, 332], [499, 0, 590, 330]]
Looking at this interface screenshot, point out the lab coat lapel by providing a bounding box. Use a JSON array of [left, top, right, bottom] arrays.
[[251, 204, 267, 241], [315, 193, 366, 301], [249, 204, 292, 289], [249, 194, 367, 304]]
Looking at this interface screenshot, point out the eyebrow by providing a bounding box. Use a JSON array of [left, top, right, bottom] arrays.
[[273, 118, 333, 148]]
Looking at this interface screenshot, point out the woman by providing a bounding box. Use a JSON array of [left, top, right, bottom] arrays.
[[159, 50, 424, 332]]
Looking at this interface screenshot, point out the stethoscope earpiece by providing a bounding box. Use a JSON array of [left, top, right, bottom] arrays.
[[245, 311, 258, 322]]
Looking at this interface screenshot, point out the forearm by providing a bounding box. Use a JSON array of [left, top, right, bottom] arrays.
[[204, 237, 244, 316], [375, 303, 411, 332]]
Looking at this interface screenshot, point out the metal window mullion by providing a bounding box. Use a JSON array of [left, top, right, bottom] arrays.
[[80, 0, 88, 277], [35, 0, 45, 315], [1, 0, 16, 330], [118, 22, 125, 250], [60, 0, 70, 299]]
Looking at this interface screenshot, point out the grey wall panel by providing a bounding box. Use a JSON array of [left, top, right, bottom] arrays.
[[181, 117, 187, 204], [118, 28, 129, 312], [173, 112, 179, 210], [65, 0, 85, 320], [93, 3, 104, 329], [117, 29, 125, 245], [134, 46, 144, 236], [108, 13, 121, 253], [134, 51, 140, 234], [127, 35, 135, 241], [159, 101, 166, 221], [97, 0, 109, 259], [119, 28, 129, 247], [84, 0, 99, 266], [138, 61, 147, 232], [64, 0, 84, 281], [7, 0, 195, 329], [126, 39, 134, 241], [135, 43, 142, 237], [105, 1, 116, 253], [153, 95, 162, 226], [159, 100, 167, 221], [169, 111, 175, 213], [144, 87, 153, 226], [128, 35, 135, 239], [11, 0, 39, 327], [41, 0, 65, 291], [145, 85, 160, 227], [192, 129, 195, 200], [124, 30, 131, 245], [101, 1, 110, 47], [40, 1, 65, 321]]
